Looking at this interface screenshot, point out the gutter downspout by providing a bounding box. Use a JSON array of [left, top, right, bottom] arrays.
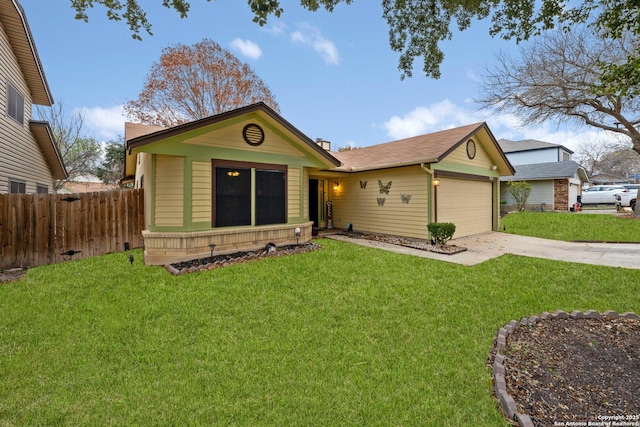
[[421, 163, 436, 226]]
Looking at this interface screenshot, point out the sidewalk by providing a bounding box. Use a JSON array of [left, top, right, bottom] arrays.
[[325, 232, 640, 269]]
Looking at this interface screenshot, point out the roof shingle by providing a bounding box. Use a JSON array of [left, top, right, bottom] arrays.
[[331, 123, 486, 171]]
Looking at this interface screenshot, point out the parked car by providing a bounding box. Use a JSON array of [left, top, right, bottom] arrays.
[[580, 185, 626, 205], [614, 184, 639, 211]]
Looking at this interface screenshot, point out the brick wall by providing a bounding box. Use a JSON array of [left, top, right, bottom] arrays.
[[554, 179, 568, 211]]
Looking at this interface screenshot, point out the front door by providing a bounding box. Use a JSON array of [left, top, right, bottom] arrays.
[[309, 179, 326, 228], [309, 179, 319, 227]]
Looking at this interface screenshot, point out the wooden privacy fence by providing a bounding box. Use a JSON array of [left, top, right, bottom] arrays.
[[0, 189, 144, 270]]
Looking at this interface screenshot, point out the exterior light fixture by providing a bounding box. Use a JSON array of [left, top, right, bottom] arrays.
[[334, 181, 340, 190], [433, 178, 441, 186], [295, 227, 301, 245], [209, 243, 216, 257], [227, 171, 240, 177]]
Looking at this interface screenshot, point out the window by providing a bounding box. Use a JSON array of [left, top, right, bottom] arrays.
[[255, 169, 286, 225], [215, 166, 252, 227], [562, 151, 571, 161], [213, 161, 287, 228], [36, 184, 48, 194], [9, 179, 26, 194], [7, 84, 24, 125]]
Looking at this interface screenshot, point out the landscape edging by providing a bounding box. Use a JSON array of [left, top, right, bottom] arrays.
[[491, 309, 640, 427]]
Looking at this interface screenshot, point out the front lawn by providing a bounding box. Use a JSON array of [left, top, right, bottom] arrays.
[[1, 237, 639, 426], [501, 211, 640, 242]]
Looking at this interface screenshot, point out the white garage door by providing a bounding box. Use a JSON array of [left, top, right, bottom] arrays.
[[437, 178, 493, 238]]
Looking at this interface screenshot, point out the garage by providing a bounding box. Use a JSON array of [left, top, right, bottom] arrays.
[[436, 176, 494, 238]]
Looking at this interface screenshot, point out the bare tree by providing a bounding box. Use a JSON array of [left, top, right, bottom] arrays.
[[124, 39, 279, 127], [478, 27, 640, 212], [35, 101, 102, 190], [575, 139, 640, 180]]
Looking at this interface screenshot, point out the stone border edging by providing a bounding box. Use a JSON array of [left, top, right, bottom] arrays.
[[492, 310, 640, 427]]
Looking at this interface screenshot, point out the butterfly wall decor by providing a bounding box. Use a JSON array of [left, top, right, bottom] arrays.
[[400, 194, 412, 204], [359, 180, 368, 189], [377, 197, 386, 206], [378, 180, 392, 195]]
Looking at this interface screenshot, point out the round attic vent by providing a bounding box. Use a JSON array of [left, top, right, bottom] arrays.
[[243, 123, 265, 146]]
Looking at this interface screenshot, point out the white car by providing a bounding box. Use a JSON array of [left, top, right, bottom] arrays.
[[580, 185, 626, 205], [614, 185, 639, 211]]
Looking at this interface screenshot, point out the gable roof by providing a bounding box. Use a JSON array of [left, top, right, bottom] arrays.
[[499, 161, 588, 182], [0, 0, 53, 105], [124, 103, 341, 179], [332, 122, 514, 174], [498, 139, 574, 154]]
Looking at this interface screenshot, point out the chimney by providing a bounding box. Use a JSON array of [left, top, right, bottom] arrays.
[[315, 138, 331, 151]]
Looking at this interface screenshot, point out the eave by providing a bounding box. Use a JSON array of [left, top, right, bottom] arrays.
[[0, 0, 53, 105], [30, 121, 67, 179]]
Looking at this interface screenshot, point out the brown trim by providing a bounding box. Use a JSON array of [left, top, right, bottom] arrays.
[[211, 159, 288, 228], [433, 184, 438, 223], [479, 124, 516, 175], [127, 103, 340, 166], [212, 159, 287, 171], [437, 123, 485, 160], [437, 123, 515, 176], [434, 170, 494, 182]]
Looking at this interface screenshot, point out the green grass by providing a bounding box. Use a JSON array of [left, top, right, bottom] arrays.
[[501, 211, 640, 242], [1, 236, 639, 426]]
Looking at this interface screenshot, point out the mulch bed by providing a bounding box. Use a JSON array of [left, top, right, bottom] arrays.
[[337, 231, 467, 255], [494, 316, 640, 426], [166, 242, 321, 274]]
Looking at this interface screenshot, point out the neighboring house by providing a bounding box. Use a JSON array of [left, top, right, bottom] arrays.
[[125, 103, 514, 265], [498, 139, 588, 210], [500, 161, 589, 211], [60, 174, 118, 194], [588, 174, 629, 186], [498, 139, 574, 165], [0, 0, 66, 193]]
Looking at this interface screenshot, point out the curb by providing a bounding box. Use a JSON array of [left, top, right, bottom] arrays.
[[491, 310, 639, 426]]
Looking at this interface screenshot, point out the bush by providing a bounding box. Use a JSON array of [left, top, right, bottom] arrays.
[[427, 222, 456, 246], [507, 181, 532, 211]]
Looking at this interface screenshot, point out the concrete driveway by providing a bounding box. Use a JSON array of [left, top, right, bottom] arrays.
[[326, 232, 640, 269]]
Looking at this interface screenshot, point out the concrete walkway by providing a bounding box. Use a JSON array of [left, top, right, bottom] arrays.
[[326, 232, 640, 269]]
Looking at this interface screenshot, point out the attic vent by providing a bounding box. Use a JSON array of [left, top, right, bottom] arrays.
[[243, 123, 265, 146]]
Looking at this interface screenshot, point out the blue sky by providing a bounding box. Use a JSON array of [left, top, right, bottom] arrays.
[[20, 1, 609, 152]]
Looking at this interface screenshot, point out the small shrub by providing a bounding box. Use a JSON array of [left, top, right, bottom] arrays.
[[427, 222, 456, 246], [507, 181, 532, 211]]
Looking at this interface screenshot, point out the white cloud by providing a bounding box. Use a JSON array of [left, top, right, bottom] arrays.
[[382, 99, 482, 139], [290, 23, 340, 66], [230, 38, 263, 60], [78, 105, 126, 141], [263, 21, 287, 36], [381, 99, 619, 154]]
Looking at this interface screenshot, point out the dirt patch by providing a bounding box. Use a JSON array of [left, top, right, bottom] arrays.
[[491, 314, 640, 426], [167, 242, 321, 274], [337, 231, 467, 255], [0, 269, 27, 283]]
